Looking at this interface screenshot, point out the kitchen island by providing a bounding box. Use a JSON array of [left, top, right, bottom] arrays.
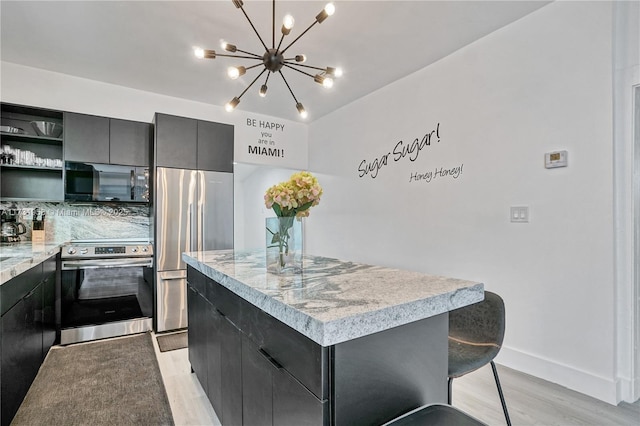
[[183, 249, 484, 426]]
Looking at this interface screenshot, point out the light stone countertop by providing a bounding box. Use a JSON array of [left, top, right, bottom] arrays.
[[0, 242, 66, 285], [183, 249, 484, 347]]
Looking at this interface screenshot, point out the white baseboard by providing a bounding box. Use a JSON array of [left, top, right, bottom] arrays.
[[496, 346, 619, 405]]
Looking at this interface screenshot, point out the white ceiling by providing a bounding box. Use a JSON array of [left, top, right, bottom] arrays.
[[0, 1, 550, 122]]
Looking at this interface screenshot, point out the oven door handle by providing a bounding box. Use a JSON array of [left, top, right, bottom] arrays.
[[61, 258, 154, 270]]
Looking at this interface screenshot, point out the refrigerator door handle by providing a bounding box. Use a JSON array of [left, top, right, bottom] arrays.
[[199, 196, 205, 252], [196, 170, 204, 252], [189, 203, 198, 251]]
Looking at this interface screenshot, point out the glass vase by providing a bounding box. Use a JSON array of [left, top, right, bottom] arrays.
[[265, 216, 303, 274]]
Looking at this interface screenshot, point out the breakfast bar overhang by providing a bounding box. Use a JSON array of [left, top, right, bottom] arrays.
[[183, 249, 484, 425]]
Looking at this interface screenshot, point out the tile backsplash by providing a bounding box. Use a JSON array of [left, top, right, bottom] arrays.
[[0, 201, 150, 242]]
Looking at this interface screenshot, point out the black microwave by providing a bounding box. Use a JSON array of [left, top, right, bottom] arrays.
[[65, 162, 149, 203]]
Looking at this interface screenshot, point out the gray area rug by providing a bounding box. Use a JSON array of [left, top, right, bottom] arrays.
[[12, 332, 174, 426], [156, 331, 188, 352]]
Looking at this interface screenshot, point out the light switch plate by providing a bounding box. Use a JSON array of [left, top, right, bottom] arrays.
[[545, 150, 568, 168], [510, 206, 529, 223]]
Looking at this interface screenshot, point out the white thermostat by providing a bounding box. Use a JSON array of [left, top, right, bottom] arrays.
[[545, 150, 568, 168]]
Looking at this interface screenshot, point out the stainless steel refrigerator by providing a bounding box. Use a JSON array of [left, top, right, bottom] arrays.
[[154, 167, 233, 332]]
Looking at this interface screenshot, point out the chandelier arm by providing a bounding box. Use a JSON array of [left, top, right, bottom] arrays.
[[264, 71, 271, 85], [245, 63, 264, 71], [283, 63, 315, 79], [216, 53, 263, 60], [281, 21, 318, 55], [284, 62, 326, 72], [236, 48, 262, 58], [276, 32, 286, 52], [278, 71, 299, 104], [238, 5, 269, 52], [272, 0, 276, 49], [237, 68, 268, 100]]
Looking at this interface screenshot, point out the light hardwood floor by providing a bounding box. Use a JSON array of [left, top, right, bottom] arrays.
[[152, 332, 639, 425]]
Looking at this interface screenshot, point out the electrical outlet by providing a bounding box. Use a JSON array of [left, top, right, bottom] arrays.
[[510, 206, 529, 223]]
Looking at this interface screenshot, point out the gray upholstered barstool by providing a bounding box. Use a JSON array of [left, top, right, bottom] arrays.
[[382, 403, 487, 426], [448, 291, 511, 426]]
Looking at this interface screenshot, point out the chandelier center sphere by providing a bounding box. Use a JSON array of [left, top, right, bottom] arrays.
[[263, 49, 285, 72]]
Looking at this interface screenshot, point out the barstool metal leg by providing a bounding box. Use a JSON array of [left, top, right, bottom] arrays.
[[490, 361, 512, 426], [447, 377, 453, 404]]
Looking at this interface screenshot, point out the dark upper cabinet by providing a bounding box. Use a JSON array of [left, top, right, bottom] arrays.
[[197, 121, 234, 172], [109, 119, 151, 166], [65, 112, 150, 166], [64, 112, 110, 163], [154, 113, 233, 171], [154, 113, 197, 169]]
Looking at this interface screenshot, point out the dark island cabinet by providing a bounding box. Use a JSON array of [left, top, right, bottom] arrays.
[[154, 113, 233, 172], [64, 112, 110, 163], [186, 266, 328, 426], [0, 254, 58, 426], [187, 274, 242, 425], [64, 112, 151, 166]]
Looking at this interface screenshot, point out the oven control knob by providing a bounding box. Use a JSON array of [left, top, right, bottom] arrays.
[[80, 248, 89, 255], [142, 247, 148, 252], [132, 247, 138, 253], [67, 247, 76, 255]]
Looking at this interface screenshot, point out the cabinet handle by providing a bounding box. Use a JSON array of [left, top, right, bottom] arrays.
[[24, 286, 39, 299], [258, 347, 284, 370]]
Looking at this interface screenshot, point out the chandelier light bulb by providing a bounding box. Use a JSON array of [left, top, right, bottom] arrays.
[[283, 15, 295, 30], [324, 3, 335, 16], [316, 2, 335, 23], [227, 66, 246, 79], [259, 84, 268, 97], [225, 97, 240, 112], [295, 54, 307, 63], [221, 41, 237, 52], [314, 74, 333, 88], [296, 102, 308, 119], [194, 47, 205, 59], [327, 66, 343, 78]]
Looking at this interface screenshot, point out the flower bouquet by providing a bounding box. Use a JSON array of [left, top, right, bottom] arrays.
[[264, 171, 323, 273]]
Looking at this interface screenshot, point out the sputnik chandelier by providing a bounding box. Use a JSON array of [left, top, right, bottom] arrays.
[[194, 0, 342, 119]]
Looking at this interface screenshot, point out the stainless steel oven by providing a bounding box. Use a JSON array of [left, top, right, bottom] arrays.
[[59, 240, 153, 345]]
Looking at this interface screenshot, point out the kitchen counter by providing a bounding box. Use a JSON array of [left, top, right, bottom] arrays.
[[183, 249, 485, 425], [183, 249, 483, 346], [0, 242, 65, 285]]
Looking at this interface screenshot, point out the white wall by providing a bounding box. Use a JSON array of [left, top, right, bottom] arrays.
[[308, 1, 620, 404]]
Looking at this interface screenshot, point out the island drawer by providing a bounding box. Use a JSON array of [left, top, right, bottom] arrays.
[[202, 272, 329, 401]]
